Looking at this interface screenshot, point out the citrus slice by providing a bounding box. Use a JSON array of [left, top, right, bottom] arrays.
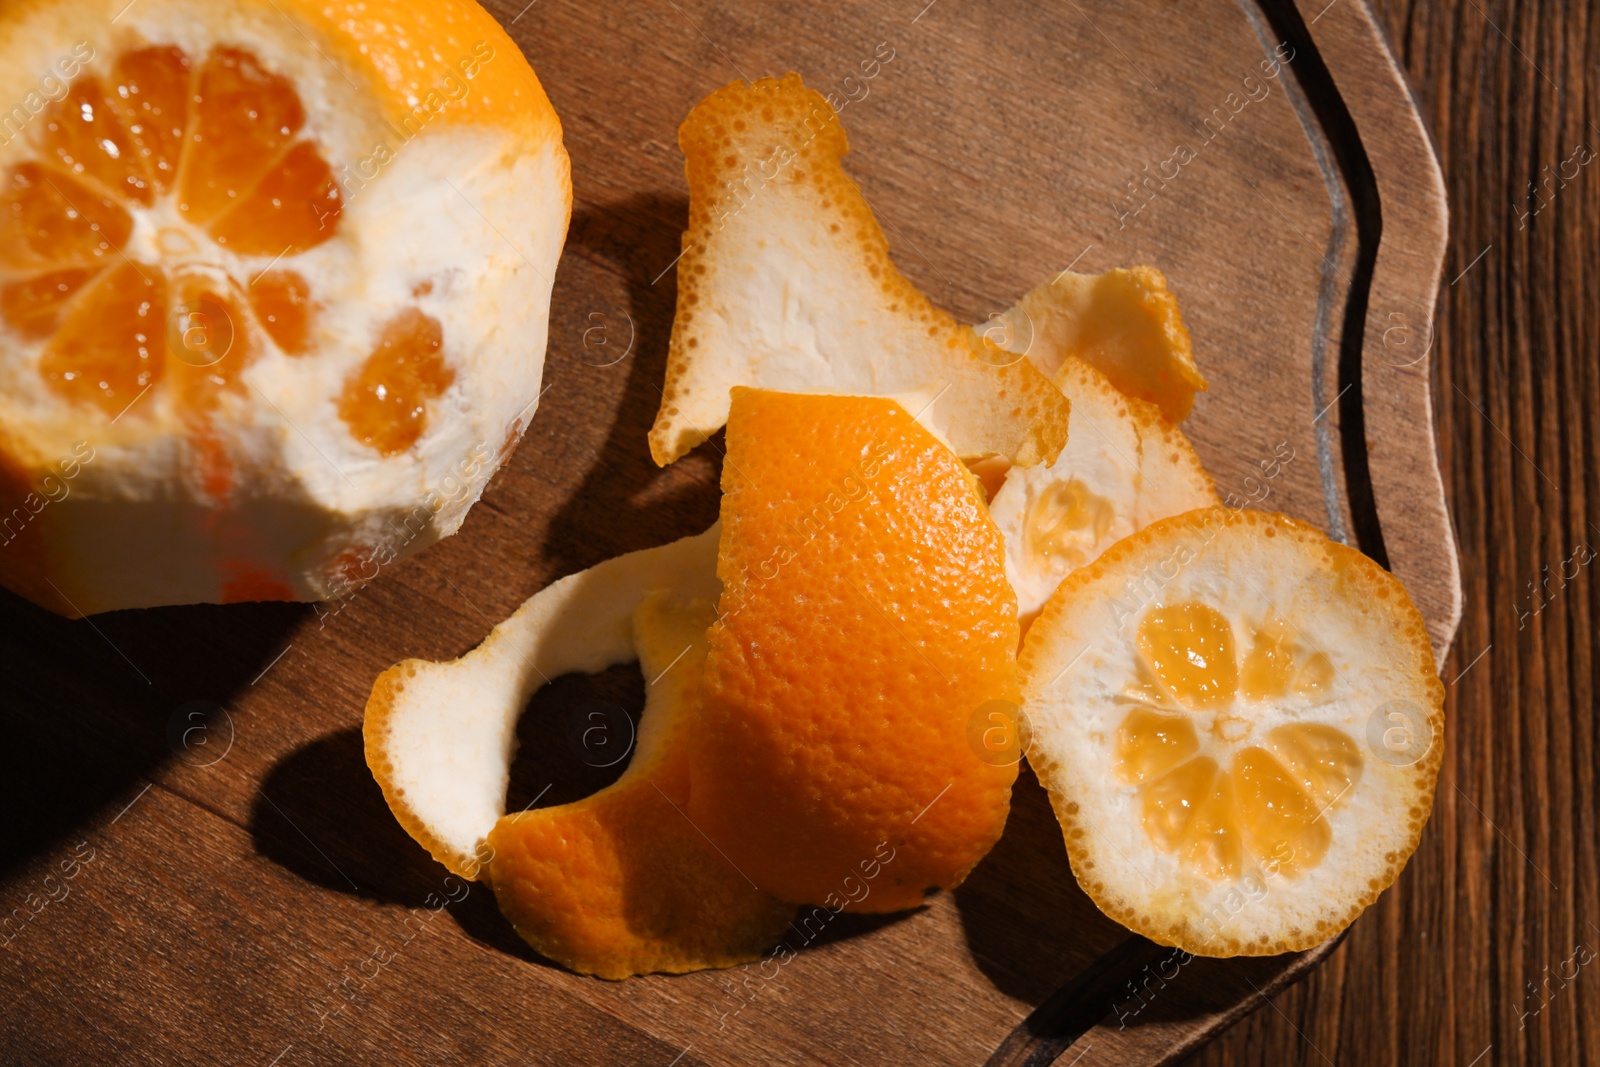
[[991, 267, 1205, 423], [0, 0, 570, 615], [986, 356, 1217, 627], [688, 388, 1021, 912], [1019, 508, 1444, 955], [648, 73, 1070, 469], [365, 525, 720, 879]]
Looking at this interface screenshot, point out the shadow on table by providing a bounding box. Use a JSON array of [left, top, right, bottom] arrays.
[[0, 588, 303, 878], [954, 766, 1130, 1006], [251, 659, 652, 969], [538, 193, 726, 581]]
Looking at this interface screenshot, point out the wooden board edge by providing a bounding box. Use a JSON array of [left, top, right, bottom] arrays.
[[1326, 0, 1463, 668], [981, 1, 1458, 1063], [981, 934, 1346, 1067]]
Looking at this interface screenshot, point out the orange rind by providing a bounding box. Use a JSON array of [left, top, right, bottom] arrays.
[[365, 525, 792, 977], [688, 388, 1021, 912], [992, 266, 1206, 423], [986, 356, 1217, 627], [1019, 508, 1444, 956], [365, 526, 719, 879], [485, 589, 795, 978], [648, 73, 1070, 469]]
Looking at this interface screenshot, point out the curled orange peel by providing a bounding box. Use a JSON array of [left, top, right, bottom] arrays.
[[648, 73, 1071, 469]]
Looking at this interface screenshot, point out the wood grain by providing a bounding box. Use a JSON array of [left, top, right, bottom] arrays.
[[0, 0, 1485, 1064], [1192, 0, 1600, 1064]]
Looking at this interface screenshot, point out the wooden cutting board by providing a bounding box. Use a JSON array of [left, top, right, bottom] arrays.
[[0, 0, 1458, 1063]]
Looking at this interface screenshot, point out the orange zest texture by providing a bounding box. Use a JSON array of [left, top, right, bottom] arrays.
[[485, 592, 794, 979], [689, 388, 1022, 911]]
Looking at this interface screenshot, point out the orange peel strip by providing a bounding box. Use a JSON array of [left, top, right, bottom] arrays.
[[364, 525, 720, 878], [649, 73, 1070, 469], [688, 388, 1021, 912], [991, 266, 1206, 423], [486, 589, 794, 978]]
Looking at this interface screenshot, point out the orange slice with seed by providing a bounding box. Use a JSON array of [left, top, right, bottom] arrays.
[[1019, 508, 1444, 955], [0, 0, 570, 615]]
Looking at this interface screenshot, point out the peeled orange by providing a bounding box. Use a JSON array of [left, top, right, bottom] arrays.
[[1019, 508, 1444, 955], [0, 0, 570, 615]]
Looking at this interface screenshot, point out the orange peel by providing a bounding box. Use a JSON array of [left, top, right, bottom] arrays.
[[648, 73, 1070, 469], [365, 526, 720, 879], [485, 589, 795, 978], [992, 266, 1206, 423], [986, 356, 1217, 627], [364, 526, 793, 977], [688, 387, 1021, 912]]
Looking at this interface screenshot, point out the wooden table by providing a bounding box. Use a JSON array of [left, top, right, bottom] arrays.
[[0, 0, 1590, 1064], [1194, 1, 1600, 1064]]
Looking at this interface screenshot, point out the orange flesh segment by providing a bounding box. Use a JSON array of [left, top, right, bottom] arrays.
[[338, 308, 454, 456], [1181, 769, 1244, 881], [1264, 722, 1363, 809], [166, 268, 251, 409], [209, 140, 341, 254], [36, 76, 154, 206], [689, 388, 1021, 913], [107, 46, 194, 196], [1295, 652, 1335, 696], [39, 262, 167, 415], [1114, 705, 1199, 784], [0, 163, 131, 270], [1240, 615, 1338, 701], [1118, 600, 1365, 880], [1137, 601, 1238, 710], [1139, 755, 1217, 852], [1239, 616, 1297, 701], [1026, 477, 1115, 570], [179, 47, 306, 224], [1233, 746, 1332, 876], [249, 270, 314, 354], [1, 267, 98, 339]]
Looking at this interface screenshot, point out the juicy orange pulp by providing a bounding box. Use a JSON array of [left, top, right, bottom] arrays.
[[1115, 602, 1364, 879], [0, 42, 452, 465], [1025, 477, 1115, 571]]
